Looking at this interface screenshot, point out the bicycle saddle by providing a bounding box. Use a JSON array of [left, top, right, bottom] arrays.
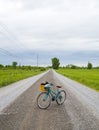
[[56, 86, 62, 88]]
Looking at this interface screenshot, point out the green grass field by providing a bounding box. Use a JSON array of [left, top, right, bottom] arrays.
[[0, 68, 45, 88], [57, 69, 99, 91]]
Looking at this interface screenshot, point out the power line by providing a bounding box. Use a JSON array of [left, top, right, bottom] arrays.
[[0, 21, 27, 51], [0, 21, 37, 65], [0, 21, 36, 58], [0, 47, 19, 58]]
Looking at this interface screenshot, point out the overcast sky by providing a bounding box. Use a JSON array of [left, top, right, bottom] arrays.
[[0, 0, 99, 66]]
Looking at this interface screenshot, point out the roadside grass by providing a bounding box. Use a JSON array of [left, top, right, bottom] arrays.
[[57, 69, 99, 91], [0, 68, 46, 88]]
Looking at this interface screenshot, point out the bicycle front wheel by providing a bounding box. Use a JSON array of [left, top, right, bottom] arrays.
[[56, 90, 66, 105], [37, 92, 51, 109]]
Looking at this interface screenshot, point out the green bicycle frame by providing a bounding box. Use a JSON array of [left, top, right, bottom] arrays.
[[44, 88, 60, 101]]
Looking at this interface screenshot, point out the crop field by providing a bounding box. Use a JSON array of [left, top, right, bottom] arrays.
[[0, 68, 45, 88], [57, 68, 99, 91]]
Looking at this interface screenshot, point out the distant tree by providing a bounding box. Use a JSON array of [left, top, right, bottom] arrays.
[[66, 64, 76, 69], [66, 64, 71, 68], [95, 66, 99, 69], [5, 65, 12, 68], [87, 62, 93, 69], [52, 57, 60, 69], [0, 64, 4, 68], [71, 65, 77, 69], [12, 61, 17, 68]]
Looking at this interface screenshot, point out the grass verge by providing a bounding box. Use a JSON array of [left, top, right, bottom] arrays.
[[0, 68, 46, 88], [57, 68, 99, 91]]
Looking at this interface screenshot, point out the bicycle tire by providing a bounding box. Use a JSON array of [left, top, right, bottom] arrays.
[[37, 92, 51, 109], [56, 90, 66, 105]]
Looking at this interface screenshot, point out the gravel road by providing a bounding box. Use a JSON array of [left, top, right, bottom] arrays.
[[0, 69, 99, 130]]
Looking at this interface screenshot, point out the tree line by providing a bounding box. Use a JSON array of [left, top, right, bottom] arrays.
[[0, 61, 46, 71], [0, 58, 99, 70], [51, 57, 99, 69]]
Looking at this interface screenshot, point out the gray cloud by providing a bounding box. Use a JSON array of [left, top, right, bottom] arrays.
[[0, 0, 99, 65]]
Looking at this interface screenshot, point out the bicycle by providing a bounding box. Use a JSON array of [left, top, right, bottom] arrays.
[[37, 82, 66, 109]]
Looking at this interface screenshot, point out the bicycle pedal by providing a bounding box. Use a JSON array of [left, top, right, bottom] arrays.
[[52, 98, 55, 101]]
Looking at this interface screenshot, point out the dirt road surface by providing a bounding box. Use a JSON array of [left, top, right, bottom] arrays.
[[0, 69, 99, 130]]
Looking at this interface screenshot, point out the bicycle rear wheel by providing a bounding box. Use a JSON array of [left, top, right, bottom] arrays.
[[56, 90, 66, 105], [37, 92, 51, 109]]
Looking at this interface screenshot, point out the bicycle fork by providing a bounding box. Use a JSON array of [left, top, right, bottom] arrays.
[[43, 92, 49, 101]]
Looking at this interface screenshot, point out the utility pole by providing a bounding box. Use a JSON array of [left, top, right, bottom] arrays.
[[37, 54, 38, 67]]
